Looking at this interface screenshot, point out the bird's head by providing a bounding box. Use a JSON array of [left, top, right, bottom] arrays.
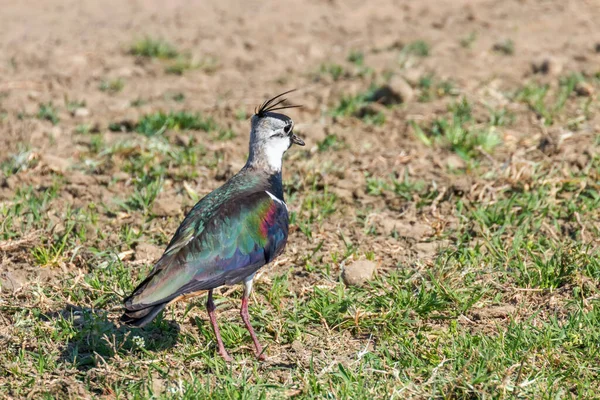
[[246, 90, 304, 172]]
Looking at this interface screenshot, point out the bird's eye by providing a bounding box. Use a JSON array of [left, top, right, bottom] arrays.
[[283, 124, 292, 134]]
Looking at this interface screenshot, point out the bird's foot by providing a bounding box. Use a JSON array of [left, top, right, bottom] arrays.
[[255, 351, 266, 361], [219, 349, 233, 362]]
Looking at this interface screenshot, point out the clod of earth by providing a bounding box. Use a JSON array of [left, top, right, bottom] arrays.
[[471, 305, 517, 320], [370, 76, 414, 105], [342, 260, 377, 286]]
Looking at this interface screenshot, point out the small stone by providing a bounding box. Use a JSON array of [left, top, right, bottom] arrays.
[[73, 107, 90, 118], [152, 197, 180, 217], [342, 260, 376, 287], [575, 81, 594, 97]]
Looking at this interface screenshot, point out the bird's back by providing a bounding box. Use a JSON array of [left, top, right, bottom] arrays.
[[121, 168, 289, 326]]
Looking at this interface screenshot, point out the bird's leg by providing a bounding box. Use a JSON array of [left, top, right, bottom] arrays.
[[206, 289, 232, 362], [240, 275, 265, 360]]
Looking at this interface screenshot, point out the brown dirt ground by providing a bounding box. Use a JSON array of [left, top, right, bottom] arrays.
[[1, 0, 600, 397]]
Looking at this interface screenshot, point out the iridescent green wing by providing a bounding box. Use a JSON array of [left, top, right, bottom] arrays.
[[124, 190, 288, 310]]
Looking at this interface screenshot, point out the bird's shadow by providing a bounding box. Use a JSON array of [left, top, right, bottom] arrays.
[[48, 304, 180, 371]]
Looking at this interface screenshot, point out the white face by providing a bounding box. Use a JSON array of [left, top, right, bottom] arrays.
[[249, 112, 301, 172], [263, 134, 292, 171]]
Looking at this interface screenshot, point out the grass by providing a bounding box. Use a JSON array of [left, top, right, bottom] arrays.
[[331, 87, 386, 125], [64, 97, 86, 114], [317, 133, 346, 152], [318, 63, 347, 81], [314, 51, 372, 82], [99, 78, 125, 94], [460, 32, 477, 49], [130, 37, 179, 59], [165, 56, 219, 75], [493, 39, 515, 55], [0, 145, 38, 176], [37, 102, 59, 125], [401, 40, 430, 57], [411, 97, 502, 161], [136, 111, 217, 136], [108, 111, 218, 137], [117, 178, 164, 215], [347, 50, 365, 66], [417, 74, 458, 102], [515, 73, 587, 125], [1, 147, 600, 398], [3, 152, 599, 396]]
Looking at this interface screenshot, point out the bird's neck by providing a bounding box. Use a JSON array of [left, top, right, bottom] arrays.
[[244, 140, 286, 174], [239, 162, 284, 201], [266, 170, 284, 201]]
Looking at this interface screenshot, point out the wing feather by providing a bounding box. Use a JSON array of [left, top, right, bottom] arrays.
[[124, 191, 288, 310]]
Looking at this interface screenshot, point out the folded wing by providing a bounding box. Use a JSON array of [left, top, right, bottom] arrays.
[[122, 191, 288, 321]]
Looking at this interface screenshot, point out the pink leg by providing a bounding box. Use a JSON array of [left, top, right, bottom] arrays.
[[240, 277, 265, 360], [206, 289, 232, 361]]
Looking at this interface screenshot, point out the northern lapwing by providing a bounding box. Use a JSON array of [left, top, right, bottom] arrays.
[[121, 91, 304, 361]]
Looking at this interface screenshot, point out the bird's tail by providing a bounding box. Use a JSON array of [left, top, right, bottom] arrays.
[[120, 302, 168, 328]]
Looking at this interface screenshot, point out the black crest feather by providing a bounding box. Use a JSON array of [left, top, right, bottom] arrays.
[[255, 89, 302, 116]]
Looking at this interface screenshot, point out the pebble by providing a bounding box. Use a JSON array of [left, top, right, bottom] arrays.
[[342, 260, 376, 287]]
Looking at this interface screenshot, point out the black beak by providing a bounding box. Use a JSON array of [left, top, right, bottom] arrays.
[[291, 133, 305, 146]]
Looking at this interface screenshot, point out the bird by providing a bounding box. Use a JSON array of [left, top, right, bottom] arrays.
[[120, 90, 304, 361]]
